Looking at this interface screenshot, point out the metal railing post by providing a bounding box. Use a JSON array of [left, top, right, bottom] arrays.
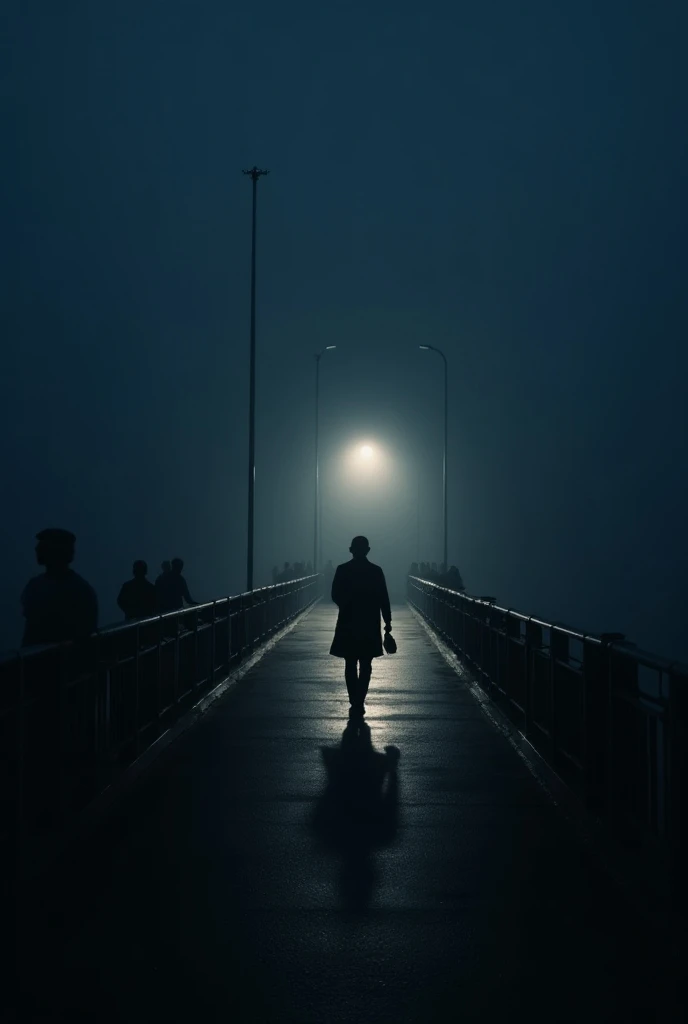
[[669, 670, 688, 911], [582, 638, 611, 814], [133, 624, 141, 760]]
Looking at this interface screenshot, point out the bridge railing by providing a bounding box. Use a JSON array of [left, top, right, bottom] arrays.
[[408, 574, 688, 909], [0, 574, 321, 878]]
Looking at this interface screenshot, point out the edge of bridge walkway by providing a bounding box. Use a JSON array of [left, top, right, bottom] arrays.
[[15, 603, 686, 1022], [411, 605, 686, 939], [19, 596, 323, 882]]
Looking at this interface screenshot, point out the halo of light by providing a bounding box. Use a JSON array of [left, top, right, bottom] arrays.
[[360, 445, 374, 459]]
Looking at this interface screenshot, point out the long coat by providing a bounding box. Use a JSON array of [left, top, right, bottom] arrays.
[[329, 558, 391, 660]]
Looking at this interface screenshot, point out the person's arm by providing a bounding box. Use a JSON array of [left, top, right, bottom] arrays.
[[182, 579, 198, 606], [331, 566, 343, 606], [116, 585, 127, 615], [379, 569, 392, 630]]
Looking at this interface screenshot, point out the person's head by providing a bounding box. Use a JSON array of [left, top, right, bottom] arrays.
[[133, 560, 147, 578], [161, 560, 171, 574], [35, 528, 75, 571], [171, 558, 184, 574], [349, 536, 370, 559]]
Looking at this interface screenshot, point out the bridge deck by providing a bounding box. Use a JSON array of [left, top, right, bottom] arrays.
[[19, 605, 682, 1022]]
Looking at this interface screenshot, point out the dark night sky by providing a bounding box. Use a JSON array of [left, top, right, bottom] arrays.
[[2, 1, 687, 659]]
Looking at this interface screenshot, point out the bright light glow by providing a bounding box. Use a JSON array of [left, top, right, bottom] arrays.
[[336, 438, 400, 505], [419, 344, 430, 350], [341, 440, 384, 475], [326, 345, 336, 350]]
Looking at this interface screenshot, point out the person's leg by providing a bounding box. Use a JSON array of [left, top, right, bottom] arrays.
[[344, 660, 358, 705], [358, 658, 373, 705]]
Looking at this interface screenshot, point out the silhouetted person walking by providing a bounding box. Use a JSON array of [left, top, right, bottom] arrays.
[[21, 528, 98, 646], [156, 557, 198, 612], [330, 536, 392, 716], [117, 560, 156, 621], [155, 560, 171, 586]]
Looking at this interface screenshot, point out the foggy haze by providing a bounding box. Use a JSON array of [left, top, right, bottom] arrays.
[[2, 2, 687, 660]]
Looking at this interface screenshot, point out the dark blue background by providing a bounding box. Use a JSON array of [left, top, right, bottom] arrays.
[[2, 1, 686, 658]]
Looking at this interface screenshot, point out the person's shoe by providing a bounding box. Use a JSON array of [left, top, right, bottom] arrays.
[[357, 703, 366, 717]]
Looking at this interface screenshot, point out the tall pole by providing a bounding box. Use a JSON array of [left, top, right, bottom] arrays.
[[416, 473, 421, 563], [442, 348, 448, 572], [242, 166, 269, 592], [314, 354, 320, 573], [314, 346, 336, 574], [419, 344, 448, 571]]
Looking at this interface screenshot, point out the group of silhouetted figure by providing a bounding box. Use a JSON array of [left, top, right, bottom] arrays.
[[117, 558, 198, 620], [271, 559, 337, 588], [272, 561, 314, 584], [19, 528, 199, 649], [409, 562, 465, 591]]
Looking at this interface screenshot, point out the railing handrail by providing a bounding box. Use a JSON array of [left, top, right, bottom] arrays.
[[408, 574, 688, 677], [0, 574, 321, 666], [1, 573, 323, 894]]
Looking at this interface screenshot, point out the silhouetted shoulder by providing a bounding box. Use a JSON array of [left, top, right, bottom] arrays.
[[69, 570, 98, 601], [22, 572, 95, 602], [21, 574, 44, 604]]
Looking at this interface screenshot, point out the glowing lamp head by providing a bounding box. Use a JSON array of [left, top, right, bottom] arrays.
[[360, 445, 374, 459]]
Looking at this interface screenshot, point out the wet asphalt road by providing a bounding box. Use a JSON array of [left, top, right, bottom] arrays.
[[17, 604, 685, 1022]]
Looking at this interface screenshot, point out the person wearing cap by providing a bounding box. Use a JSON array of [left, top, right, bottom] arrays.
[[21, 529, 98, 647], [330, 536, 392, 717], [117, 560, 156, 621]]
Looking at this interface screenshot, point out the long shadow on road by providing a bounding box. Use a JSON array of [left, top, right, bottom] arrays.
[[311, 719, 400, 913]]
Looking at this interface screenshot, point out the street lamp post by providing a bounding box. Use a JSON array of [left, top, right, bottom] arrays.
[[242, 165, 269, 592], [419, 344, 448, 571], [314, 346, 336, 573]]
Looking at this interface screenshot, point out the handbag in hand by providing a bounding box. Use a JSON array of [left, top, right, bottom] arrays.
[[383, 630, 397, 655]]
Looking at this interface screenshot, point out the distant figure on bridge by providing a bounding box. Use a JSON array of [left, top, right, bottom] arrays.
[[445, 565, 465, 591], [117, 560, 156, 621], [21, 528, 98, 646], [324, 560, 335, 588], [156, 557, 198, 612], [155, 560, 171, 587], [330, 536, 392, 717]]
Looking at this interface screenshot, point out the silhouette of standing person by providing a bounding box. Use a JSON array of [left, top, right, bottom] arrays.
[[117, 560, 156, 621], [21, 528, 98, 646], [330, 536, 391, 716], [156, 557, 198, 612], [155, 560, 171, 586]]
